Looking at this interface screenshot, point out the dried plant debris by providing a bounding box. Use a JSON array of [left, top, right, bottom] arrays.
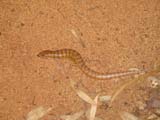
[[147, 113, 160, 120], [26, 106, 52, 120], [75, 90, 99, 120], [147, 76, 160, 88], [99, 95, 111, 103], [120, 111, 140, 120], [89, 95, 99, 120], [70, 29, 86, 48], [70, 79, 101, 120], [75, 89, 95, 105], [60, 111, 84, 120], [109, 68, 160, 107], [60, 89, 100, 120], [85, 108, 103, 120]]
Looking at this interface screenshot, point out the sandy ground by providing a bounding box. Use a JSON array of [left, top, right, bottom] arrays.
[[0, 0, 160, 120]]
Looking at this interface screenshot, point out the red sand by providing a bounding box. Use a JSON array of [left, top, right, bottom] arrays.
[[0, 0, 160, 120]]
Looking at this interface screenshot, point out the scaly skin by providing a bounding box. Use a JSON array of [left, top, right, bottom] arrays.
[[37, 49, 142, 80]]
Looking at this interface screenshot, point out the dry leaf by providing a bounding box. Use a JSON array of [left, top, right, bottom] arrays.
[[89, 95, 99, 120], [70, 80, 100, 120], [86, 110, 103, 120], [60, 111, 84, 120], [99, 95, 111, 102], [70, 29, 85, 48], [147, 114, 158, 120], [120, 111, 139, 120], [70, 29, 79, 39], [26, 106, 52, 120], [76, 90, 95, 105]]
